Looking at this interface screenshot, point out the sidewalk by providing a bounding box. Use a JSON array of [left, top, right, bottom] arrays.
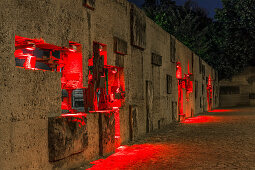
[[72, 107, 255, 170]]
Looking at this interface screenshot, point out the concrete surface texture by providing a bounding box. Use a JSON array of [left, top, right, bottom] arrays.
[[0, 0, 219, 169], [77, 107, 255, 169], [220, 66, 255, 107]]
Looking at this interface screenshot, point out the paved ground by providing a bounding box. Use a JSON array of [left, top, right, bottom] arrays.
[[78, 107, 255, 170]]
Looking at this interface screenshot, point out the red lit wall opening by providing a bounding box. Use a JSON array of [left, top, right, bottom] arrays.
[[15, 36, 84, 115], [15, 36, 126, 148], [207, 75, 212, 111], [176, 61, 194, 121], [176, 62, 184, 121], [85, 42, 125, 148], [184, 61, 193, 118]]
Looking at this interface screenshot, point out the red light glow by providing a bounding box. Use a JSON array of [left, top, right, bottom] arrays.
[[208, 109, 239, 113], [178, 81, 184, 121], [89, 110, 114, 113], [182, 116, 218, 124], [89, 144, 172, 170], [24, 54, 36, 69], [68, 48, 76, 52], [112, 69, 117, 74], [176, 62, 182, 79], [61, 113, 87, 127], [188, 61, 190, 74], [208, 74, 212, 86], [207, 74, 213, 111], [25, 47, 35, 51], [61, 113, 88, 117]]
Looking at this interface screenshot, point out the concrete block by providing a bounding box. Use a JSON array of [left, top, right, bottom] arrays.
[[48, 116, 88, 162]]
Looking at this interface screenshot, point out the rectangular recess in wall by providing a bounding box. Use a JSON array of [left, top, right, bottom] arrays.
[[170, 35, 176, 63], [82, 0, 95, 10], [15, 36, 60, 71], [129, 105, 138, 140], [202, 84, 204, 95], [172, 101, 177, 121], [202, 64, 205, 79], [167, 74, 172, 94], [195, 80, 198, 99], [199, 58, 202, 74], [151, 53, 162, 66], [130, 4, 146, 50], [113, 37, 127, 55]]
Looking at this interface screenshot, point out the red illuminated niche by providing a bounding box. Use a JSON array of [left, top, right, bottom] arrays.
[[207, 74, 213, 111], [176, 62, 182, 79], [176, 62, 183, 120], [84, 42, 125, 145], [14, 36, 85, 124], [15, 37, 126, 147]]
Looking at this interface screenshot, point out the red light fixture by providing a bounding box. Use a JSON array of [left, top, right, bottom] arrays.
[[176, 62, 182, 79], [207, 74, 213, 111]]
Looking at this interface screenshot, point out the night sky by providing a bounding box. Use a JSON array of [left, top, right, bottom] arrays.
[[128, 0, 223, 18]]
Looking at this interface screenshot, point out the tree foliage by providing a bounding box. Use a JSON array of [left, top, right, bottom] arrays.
[[214, 0, 255, 79], [142, 0, 255, 80]]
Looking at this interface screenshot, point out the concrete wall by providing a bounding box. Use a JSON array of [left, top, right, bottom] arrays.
[[219, 67, 255, 107], [0, 0, 219, 169]]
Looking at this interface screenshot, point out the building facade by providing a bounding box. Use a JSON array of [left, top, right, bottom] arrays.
[[219, 67, 255, 107], [0, 0, 219, 169]]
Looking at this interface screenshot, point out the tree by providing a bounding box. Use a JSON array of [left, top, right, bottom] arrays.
[[142, 0, 213, 66], [142, 0, 255, 80], [214, 0, 255, 79]]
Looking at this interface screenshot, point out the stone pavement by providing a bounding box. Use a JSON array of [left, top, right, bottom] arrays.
[[75, 107, 255, 170]]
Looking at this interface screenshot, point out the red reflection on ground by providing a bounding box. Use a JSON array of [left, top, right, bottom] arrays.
[[89, 144, 170, 170], [182, 116, 217, 124], [208, 109, 238, 113]]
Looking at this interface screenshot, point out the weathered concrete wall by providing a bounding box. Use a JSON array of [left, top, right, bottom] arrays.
[[147, 19, 178, 130], [219, 67, 255, 107], [0, 0, 219, 169], [193, 53, 202, 115], [0, 1, 62, 169], [0, 0, 89, 169]]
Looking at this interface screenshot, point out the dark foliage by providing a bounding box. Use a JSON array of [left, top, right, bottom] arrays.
[[142, 0, 255, 80]]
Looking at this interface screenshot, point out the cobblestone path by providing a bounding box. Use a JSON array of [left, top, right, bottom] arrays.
[[83, 107, 255, 170]]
